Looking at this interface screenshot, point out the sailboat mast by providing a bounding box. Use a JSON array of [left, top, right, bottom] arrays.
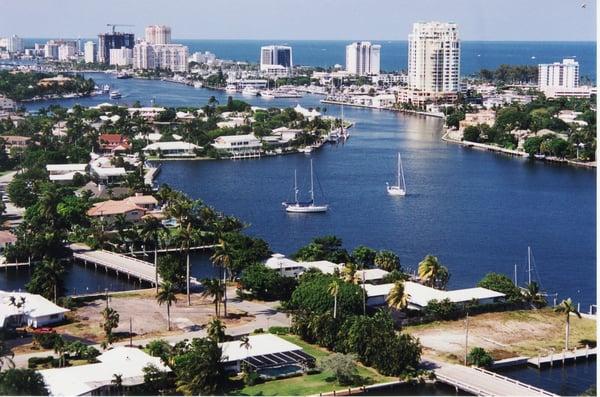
[[310, 160, 315, 203], [400, 153, 406, 190], [527, 246, 531, 285], [294, 169, 298, 204], [397, 153, 401, 187]]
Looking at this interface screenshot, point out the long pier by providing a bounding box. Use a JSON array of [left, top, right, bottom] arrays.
[[528, 347, 596, 368], [429, 359, 557, 396], [69, 243, 160, 285]]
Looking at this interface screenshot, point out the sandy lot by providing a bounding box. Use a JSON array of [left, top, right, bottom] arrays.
[[54, 289, 253, 343], [405, 309, 596, 362]]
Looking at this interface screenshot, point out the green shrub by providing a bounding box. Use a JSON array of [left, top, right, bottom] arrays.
[[268, 326, 290, 335]]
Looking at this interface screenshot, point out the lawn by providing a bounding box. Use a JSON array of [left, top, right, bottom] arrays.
[[227, 334, 395, 396]]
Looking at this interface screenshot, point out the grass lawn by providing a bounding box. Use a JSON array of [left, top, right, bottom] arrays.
[[227, 334, 395, 396]]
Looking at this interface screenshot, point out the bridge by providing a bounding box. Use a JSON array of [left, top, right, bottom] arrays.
[[428, 359, 557, 396], [69, 243, 160, 286]]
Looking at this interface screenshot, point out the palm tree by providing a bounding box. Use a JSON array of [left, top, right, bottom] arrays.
[[554, 298, 581, 350], [523, 282, 547, 309], [418, 255, 449, 289], [328, 280, 340, 319], [210, 240, 233, 317], [178, 223, 195, 306], [140, 217, 167, 291], [341, 262, 359, 284], [111, 373, 123, 395], [207, 317, 226, 342], [201, 278, 224, 318], [156, 281, 178, 331], [386, 281, 410, 310], [240, 335, 251, 370]]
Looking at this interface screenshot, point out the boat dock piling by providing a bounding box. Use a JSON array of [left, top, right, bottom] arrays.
[[529, 346, 596, 368]]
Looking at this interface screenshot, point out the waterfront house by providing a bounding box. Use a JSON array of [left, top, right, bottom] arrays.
[[87, 199, 147, 224], [142, 141, 200, 157], [264, 254, 343, 277], [125, 193, 158, 211], [98, 133, 131, 154], [355, 268, 390, 284], [293, 104, 321, 120], [459, 110, 497, 130], [90, 164, 128, 185], [0, 95, 16, 112], [76, 181, 130, 199], [0, 291, 69, 329], [271, 127, 302, 142], [220, 334, 315, 374], [364, 281, 505, 310], [212, 134, 261, 159], [46, 163, 88, 184], [39, 347, 169, 396], [0, 230, 17, 254]]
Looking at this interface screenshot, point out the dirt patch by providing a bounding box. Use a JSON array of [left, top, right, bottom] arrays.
[[405, 309, 596, 362]]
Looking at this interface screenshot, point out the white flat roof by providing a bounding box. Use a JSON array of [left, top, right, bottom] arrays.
[[300, 260, 342, 274], [364, 281, 505, 308], [214, 134, 259, 143], [40, 347, 169, 396], [220, 334, 303, 363], [356, 268, 389, 282], [143, 141, 199, 151], [46, 163, 88, 172], [265, 254, 303, 270], [91, 166, 127, 177], [0, 291, 69, 325]]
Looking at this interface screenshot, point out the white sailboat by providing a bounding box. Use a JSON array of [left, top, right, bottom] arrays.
[[386, 152, 406, 196], [283, 160, 328, 213]]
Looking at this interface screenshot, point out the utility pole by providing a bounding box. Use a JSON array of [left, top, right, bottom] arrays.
[[464, 312, 469, 366], [129, 317, 133, 347]]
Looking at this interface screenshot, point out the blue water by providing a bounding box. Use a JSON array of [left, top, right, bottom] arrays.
[[16, 73, 597, 313], [496, 361, 596, 396], [23, 39, 597, 81]]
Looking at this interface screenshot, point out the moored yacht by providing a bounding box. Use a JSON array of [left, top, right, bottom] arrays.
[[282, 160, 328, 213]]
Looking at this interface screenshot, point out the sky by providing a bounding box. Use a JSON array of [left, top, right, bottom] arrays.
[[0, 0, 596, 41]]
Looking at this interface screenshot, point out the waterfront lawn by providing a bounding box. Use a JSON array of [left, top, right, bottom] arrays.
[[227, 334, 395, 396], [405, 308, 596, 362]]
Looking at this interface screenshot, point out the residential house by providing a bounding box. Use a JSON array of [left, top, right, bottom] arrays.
[[46, 163, 88, 184], [0, 291, 69, 328], [212, 134, 261, 158], [142, 141, 200, 157], [98, 134, 131, 155]]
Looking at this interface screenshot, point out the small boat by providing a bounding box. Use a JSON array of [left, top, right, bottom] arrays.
[[298, 146, 313, 154], [109, 90, 122, 99], [283, 160, 328, 213], [225, 84, 237, 93], [386, 152, 407, 196], [102, 84, 110, 93], [260, 90, 275, 99], [242, 86, 259, 96], [193, 81, 203, 88], [534, 153, 546, 160], [116, 72, 131, 79]]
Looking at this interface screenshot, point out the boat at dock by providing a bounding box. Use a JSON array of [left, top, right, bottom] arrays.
[[242, 86, 259, 96], [116, 72, 132, 79], [225, 84, 237, 93], [282, 160, 328, 213], [102, 84, 110, 94], [387, 152, 407, 196], [109, 90, 122, 99]]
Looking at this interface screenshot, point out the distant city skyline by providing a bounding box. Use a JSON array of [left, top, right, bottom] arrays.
[[0, 0, 596, 41]]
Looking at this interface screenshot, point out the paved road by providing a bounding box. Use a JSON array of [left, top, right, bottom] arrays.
[[10, 292, 291, 368]]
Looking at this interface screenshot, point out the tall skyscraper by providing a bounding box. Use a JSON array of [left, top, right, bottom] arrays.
[[346, 41, 381, 76], [133, 42, 188, 72], [408, 21, 460, 93], [84, 41, 97, 63], [145, 25, 172, 44], [260, 45, 293, 72], [98, 32, 135, 64], [6, 35, 24, 53], [538, 59, 579, 90]]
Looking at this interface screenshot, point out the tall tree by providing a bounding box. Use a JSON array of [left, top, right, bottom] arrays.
[[156, 281, 178, 331], [418, 255, 450, 289], [0, 368, 48, 396], [101, 306, 120, 346], [210, 240, 233, 316], [554, 298, 581, 350], [386, 281, 410, 311], [201, 278, 224, 318], [207, 318, 226, 342], [328, 280, 340, 319], [172, 338, 225, 395]]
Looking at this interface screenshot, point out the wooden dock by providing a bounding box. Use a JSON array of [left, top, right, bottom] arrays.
[[69, 243, 160, 285], [528, 347, 596, 368], [429, 359, 557, 396]]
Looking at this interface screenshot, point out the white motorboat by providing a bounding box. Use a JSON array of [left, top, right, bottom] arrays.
[[225, 84, 237, 93], [260, 90, 275, 99], [298, 146, 313, 154], [283, 160, 328, 213], [386, 152, 407, 196], [102, 84, 110, 93], [109, 90, 122, 99], [242, 86, 259, 96]]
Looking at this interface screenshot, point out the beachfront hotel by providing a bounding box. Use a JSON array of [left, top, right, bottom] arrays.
[[537, 58, 592, 98], [408, 21, 460, 92], [345, 41, 381, 76], [260, 45, 293, 76], [144, 24, 172, 44]]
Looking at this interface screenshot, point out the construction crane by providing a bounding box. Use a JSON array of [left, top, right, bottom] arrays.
[[106, 24, 134, 34]]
